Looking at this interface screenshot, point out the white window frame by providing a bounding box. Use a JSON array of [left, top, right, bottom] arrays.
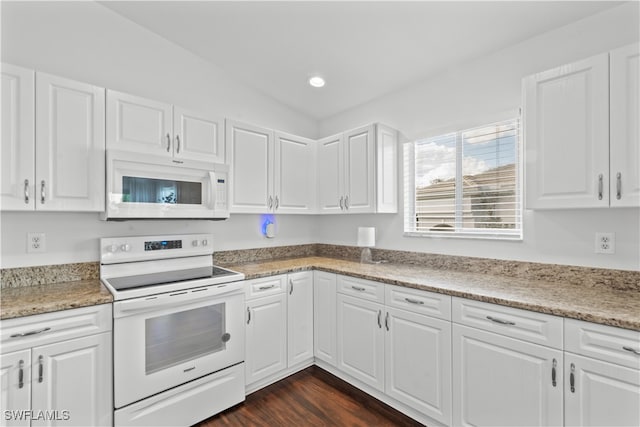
[[404, 118, 523, 240]]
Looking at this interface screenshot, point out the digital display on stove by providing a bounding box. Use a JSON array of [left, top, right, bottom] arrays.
[[144, 240, 182, 251]]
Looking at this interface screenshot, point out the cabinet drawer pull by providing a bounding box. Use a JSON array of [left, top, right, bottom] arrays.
[[289, 278, 294, 295], [268, 196, 273, 209], [339, 196, 344, 210], [24, 179, 29, 204], [246, 307, 251, 325], [18, 360, 24, 389], [377, 310, 382, 328], [258, 284, 276, 291], [176, 135, 181, 153], [40, 180, 46, 204], [385, 312, 390, 331], [10, 327, 51, 338], [551, 358, 557, 387], [345, 195, 350, 210], [616, 172, 622, 200], [570, 363, 575, 393], [405, 297, 424, 305], [598, 174, 603, 200], [351, 285, 366, 292], [486, 316, 515, 326], [166, 133, 171, 152], [38, 355, 44, 383], [623, 346, 640, 355]]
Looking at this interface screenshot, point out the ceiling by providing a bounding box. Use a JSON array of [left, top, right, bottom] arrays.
[[101, 1, 620, 120]]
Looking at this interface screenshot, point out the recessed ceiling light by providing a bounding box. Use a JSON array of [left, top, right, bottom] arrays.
[[309, 76, 325, 88]]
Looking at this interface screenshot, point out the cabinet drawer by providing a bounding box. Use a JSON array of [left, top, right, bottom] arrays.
[[565, 318, 640, 370], [452, 297, 563, 349], [337, 275, 384, 303], [385, 285, 451, 321], [1, 304, 112, 354], [244, 275, 286, 300]]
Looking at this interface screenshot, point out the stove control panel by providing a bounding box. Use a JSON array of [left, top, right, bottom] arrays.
[[100, 234, 214, 264], [144, 240, 182, 251]]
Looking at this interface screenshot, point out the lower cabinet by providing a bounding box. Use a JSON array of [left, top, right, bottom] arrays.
[[313, 271, 337, 366], [0, 305, 112, 427], [287, 271, 314, 368]]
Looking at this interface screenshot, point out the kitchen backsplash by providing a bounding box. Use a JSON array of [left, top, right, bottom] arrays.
[[2, 244, 639, 291]]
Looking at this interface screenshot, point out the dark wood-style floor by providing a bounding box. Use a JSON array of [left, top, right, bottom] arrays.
[[195, 366, 423, 427]]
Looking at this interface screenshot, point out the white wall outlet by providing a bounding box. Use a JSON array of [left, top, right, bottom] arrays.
[[27, 232, 46, 253], [595, 232, 615, 254]]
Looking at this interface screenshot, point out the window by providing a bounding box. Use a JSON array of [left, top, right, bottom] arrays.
[[404, 119, 522, 239]]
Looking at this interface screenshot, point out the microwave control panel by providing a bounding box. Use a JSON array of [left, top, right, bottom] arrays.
[[215, 171, 228, 211]]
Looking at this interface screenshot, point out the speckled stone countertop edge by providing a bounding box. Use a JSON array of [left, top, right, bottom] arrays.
[[226, 257, 640, 332]]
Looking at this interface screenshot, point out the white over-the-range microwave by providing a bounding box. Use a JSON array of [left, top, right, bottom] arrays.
[[102, 150, 229, 220]]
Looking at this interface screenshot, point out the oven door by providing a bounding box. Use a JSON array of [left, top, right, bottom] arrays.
[[113, 283, 244, 408], [103, 150, 229, 220]]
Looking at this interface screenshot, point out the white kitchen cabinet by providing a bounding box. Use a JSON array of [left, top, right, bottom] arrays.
[[107, 90, 224, 163], [1, 67, 105, 212], [313, 271, 337, 366], [226, 121, 316, 214], [610, 42, 640, 208], [1, 64, 34, 211], [286, 271, 314, 367], [336, 293, 385, 391], [317, 124, 398, 214], [564, 318, 640, 427], [0, 305, 112, 427]]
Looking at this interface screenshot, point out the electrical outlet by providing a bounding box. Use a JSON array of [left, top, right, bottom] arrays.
[[595, 232, 615, 254], [27, 232, 46, 253]]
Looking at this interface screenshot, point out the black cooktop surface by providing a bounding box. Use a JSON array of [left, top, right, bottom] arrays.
[[107, 266, 237, 291]]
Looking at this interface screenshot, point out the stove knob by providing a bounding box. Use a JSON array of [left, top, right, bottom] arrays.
[[107, 244, 119, 253], [192, 240, 199, 247], [120, 244, 131, 252], [202, 239, 208, 247]]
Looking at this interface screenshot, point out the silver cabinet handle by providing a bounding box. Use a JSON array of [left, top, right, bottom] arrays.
[[339, 196, 344, 210], [486, 316, 515, 326], [598, 174, 603, 200], [258, 284, 276, 290], [38, 355, 43, 383], [289, 278, 293, 295], [176, 135, 180, 153], [10, 327, 51, 338], [351, 285, 366, 292], [405, 298, 424, 305], [166, 133, 171, 152], [40, 180, 45, 204], [616, 172, 622, 200], [268, 196, 273, 209], [377, 310, 382, 328], [345, 195, 350, 210], [246, 307, 251, 324], [385, 312, 390, 331], [18, 360, 24, 389], [275, 196, 279, 210], [552, 358, 557, 387], [570, 363, 575, 393], [24, 179, 29, 204], [623, 346, 640, 355]]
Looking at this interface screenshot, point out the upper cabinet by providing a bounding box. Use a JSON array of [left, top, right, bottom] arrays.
[[226, 120, 316, 214], [1, 65, 105, 211], [524, 42, 639, 209], [106, 90, 224, 164], [318, 124, 398, 214]]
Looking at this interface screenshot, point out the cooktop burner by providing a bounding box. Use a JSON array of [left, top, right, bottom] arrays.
[[107, 266, 238, 291]]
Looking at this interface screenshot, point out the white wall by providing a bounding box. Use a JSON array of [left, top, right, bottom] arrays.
[[0, 1, 318, 268], [317, 3, 640, 271]]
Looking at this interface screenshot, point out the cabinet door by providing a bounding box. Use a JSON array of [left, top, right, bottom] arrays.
[[36, 73, 105, 211], [565, 352, 640, 427], [226, 120, 274, 213], [317, 133, 344, 213], [274, 131, 316, 213], [173, 106, 224, 164], [0, 350, 31, 427], [453, 324, 563, 427], [287, 271, 314, 367], [344, 124, 376, 213], [610, 42, 640, 208], [336, 294, 384, 391], [313, 271, 337, 366], [106, 90, 172, 155], [376, 124, 398, 213], [1, 64, 35, 211], [31, 333, 112, 427], [385, 308, 451, 425], [245, 293, 287, 385], [524, 53, 609, 209]]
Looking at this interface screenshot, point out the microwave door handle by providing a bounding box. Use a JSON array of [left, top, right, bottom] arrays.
[[208, 171, 217, 210]]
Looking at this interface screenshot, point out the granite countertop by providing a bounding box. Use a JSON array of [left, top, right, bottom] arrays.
[[226, 256, 640, 331], [0, 279, 113, 320]]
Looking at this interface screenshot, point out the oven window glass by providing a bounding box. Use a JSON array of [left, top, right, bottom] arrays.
[[123, 176, 202, 205], [145, 303, 225, 374]]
